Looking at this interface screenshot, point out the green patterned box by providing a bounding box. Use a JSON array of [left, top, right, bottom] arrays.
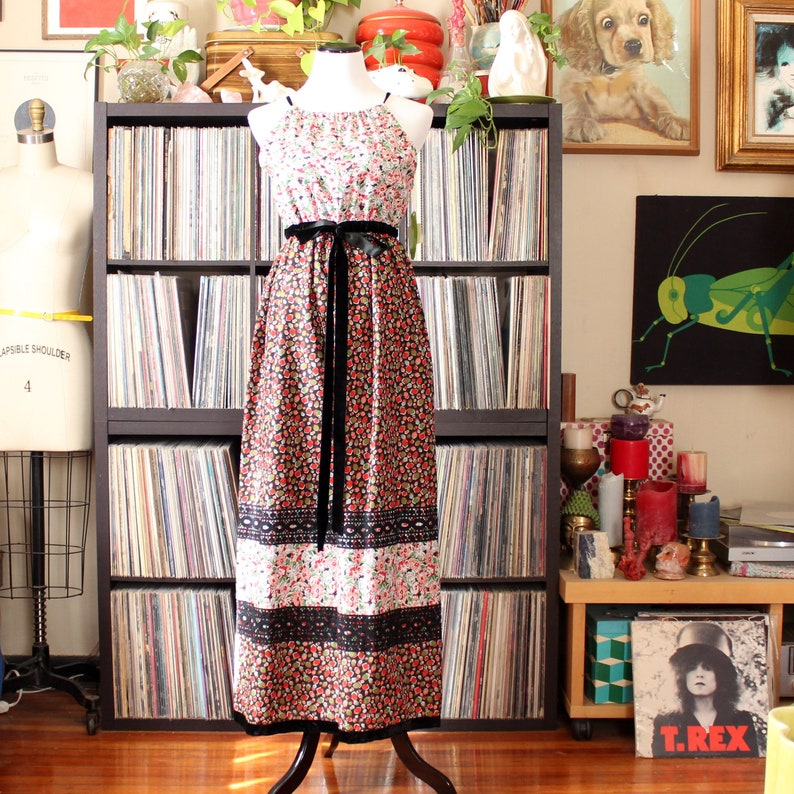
[[585, 677, 634, 704], [584, 605, 640, 704]]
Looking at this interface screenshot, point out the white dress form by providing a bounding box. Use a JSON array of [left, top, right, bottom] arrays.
[[247, 44, 434, 151], [0, 100, 94, 451]]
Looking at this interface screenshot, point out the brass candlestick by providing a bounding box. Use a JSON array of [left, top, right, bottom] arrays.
[[684, 533, 723, 577], [623, 477, 640, 535], [561, 446, 601, 492], [560, 446, 600, 570]]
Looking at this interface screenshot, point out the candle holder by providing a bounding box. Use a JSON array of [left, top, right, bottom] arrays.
[[683, 533, 724, 577], [623, 477, 641, 536], [560, 446, 600, 568], [561, 446, 600, 492]]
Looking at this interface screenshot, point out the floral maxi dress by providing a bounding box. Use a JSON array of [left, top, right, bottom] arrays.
[[233, 97, 442, 742]]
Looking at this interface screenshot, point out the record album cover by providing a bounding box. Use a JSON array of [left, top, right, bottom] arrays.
[[631, 612, 770, 758]]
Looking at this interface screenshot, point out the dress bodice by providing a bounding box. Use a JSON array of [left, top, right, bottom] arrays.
[[256, 102, 417, 228]]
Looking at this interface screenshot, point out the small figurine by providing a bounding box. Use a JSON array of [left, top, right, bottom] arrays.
[[653, 541, 691, 580], [487, 10, 548, 98], [239, 58, 293, 103]]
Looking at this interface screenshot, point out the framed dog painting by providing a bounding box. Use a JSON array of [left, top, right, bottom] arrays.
[[717, 0, 794, 172], [542, 0, 700, 154]]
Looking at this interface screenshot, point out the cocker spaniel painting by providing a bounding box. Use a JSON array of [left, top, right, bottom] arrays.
[[554, 0, 691, 145]]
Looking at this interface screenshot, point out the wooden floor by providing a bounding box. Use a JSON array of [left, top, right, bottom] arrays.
[[0, 688, 767, 794]]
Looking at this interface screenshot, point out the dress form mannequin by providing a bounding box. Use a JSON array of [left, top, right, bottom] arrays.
[[241, 43, 454, 794], [0, 99, 94, 451], [247, 43, 434, 151]]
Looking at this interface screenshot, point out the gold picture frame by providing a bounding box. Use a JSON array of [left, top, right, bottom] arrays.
[[717, 0, 794, 172], [543, 0, 699, 155]]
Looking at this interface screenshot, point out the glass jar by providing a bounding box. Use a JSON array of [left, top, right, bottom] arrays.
[[468, 22, 500, 71], [117, 60, 171, 103], [437, 23, 472, 96]]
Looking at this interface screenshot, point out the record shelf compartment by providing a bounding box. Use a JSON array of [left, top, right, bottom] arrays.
[[92, 102, 562, 731]]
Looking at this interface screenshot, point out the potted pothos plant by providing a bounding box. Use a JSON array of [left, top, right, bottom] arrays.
[[84, 11, 203, 102], [428, 12, 566, 152]]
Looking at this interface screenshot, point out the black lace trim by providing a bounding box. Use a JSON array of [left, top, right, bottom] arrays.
[[236, 603, 441, 649], [238, 504, 437, 549]]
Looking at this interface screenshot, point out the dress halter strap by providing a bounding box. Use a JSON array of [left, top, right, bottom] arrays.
[[284, 220, 398, 551], [285, 94, 391, 110]]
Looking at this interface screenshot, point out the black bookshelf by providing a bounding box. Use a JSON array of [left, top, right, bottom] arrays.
[[91, 101, 562, 731]]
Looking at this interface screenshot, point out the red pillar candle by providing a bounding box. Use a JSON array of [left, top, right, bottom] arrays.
[[635, 480, 678, 547], [609, 438, 650, 480], [677, 450, 707, 493]]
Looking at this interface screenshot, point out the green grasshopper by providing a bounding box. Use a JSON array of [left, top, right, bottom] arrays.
[[634, 204, 794, 378]]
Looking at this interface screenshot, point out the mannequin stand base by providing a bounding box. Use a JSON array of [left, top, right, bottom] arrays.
[[3, 641, 100, 735], [269, 731, 457, 793]]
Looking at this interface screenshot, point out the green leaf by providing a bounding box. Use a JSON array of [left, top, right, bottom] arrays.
[[368, 34, 388, 67], [138, 44, 158, 59], [274, 0, 306, 36], [172, 60, 187, 83], [268, 0, 298, 15], [307, 3, 326, 24], [451, 125, 471, 153], [178, 50, 203, 64], [426, 86, 453, 104], [300, 49, 315, 76], [159, 18, 188, 39]]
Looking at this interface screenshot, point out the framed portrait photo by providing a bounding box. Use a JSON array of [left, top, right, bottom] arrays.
[[542, 0, 700, 155], [42, 0, 146, 40], [717, 0, 794, 172]]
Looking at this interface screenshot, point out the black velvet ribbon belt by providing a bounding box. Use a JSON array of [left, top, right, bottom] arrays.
[[285, 220, 398, 551]]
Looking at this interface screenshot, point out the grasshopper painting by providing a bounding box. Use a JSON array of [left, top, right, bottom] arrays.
[[630, 199, 794, 385]]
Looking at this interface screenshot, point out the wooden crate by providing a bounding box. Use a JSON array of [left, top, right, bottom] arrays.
[[204, 30, 341, 100]]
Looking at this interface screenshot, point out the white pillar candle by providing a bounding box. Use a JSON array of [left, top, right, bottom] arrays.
[[598, 471, 625, 547], [563, 426, 593, 450]]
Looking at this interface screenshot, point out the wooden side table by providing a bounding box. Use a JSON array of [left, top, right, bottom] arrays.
[[559, 568, 791, 739]]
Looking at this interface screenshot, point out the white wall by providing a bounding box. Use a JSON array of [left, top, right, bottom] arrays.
[[0, 2, 791, 656]]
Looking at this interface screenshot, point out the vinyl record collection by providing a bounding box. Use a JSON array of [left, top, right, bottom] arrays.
[[411, 128, 548, 262], [108, 440, 238, 579], [94, 104, 561, 729], [416, 274, 549, 409], [441, 587, 546, 720], [107, 273, 263, 409], [106, 125, 254, 261], [437, 442, 546, 578], [193, 274, 264, 408], [106, 272, 194, 408], [110, 585, 235, 720]]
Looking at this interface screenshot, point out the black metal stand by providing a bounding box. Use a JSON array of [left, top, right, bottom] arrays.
[[268, 731, 457, 794], [1, 451, 99, 734]]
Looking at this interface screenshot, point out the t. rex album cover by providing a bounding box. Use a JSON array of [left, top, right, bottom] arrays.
[[631, 611, 770, 758]]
